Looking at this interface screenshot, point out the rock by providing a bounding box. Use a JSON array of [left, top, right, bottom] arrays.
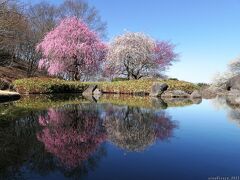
[[227, 89, 240, 96], [200, 88, 217, 99], [191, 98, 202, 104], [226, 75, 240, 91], [93, 88, 102, 100], [82, 85, 97, 96], [149, 82, 168, 97], [93, 94, 101, 101], [0, 90, 20, 102], [190, 90, 202, 99], [151, 97, 168, 109], [83, 95, 98, 103], [225, 89, 240, 107], [93, 88, 102, 95], [162, 90, 190, 98], [226, 96, 240, 107], [163, 98, 193, 107]]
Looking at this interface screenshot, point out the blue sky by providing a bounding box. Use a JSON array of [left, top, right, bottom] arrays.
[[31, 0, 240, 83]]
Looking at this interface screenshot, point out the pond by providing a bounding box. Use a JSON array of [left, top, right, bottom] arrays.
[[0, 94, 240, 180]]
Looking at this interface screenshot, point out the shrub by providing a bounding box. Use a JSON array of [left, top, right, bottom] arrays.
[[98, 79, 199, 94], [197, 83, 209, 88], [112, 77, 129, 82], [13, 78, 88, 94], [168, 78, 178, 81]]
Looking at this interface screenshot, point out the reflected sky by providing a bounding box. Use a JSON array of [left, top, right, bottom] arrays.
[[0, 95, 240, 179]]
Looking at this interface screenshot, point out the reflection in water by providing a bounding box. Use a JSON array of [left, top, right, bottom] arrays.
[[104, 105, 177, 152], [98, 94, 197, 109], [0, 112, 40, 179], [0, 96, 179, 179], [212, 97, 240, 126], [228, 109, 240, 124], [0, 104, 107, 179], [37, 105, 107, 169], [3, 95, 240, 179]]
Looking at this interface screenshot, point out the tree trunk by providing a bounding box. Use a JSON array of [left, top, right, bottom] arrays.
[[73, 58, 80, 81], [127, 72, 130, 80], [74, 70, 80, 81], [130, 72, 138, 80]]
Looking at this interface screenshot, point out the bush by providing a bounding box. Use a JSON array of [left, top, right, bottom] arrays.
[[197, 83, 209, 88], [98, 79, 199, 95], [112, 77, 129, 82], [13, 78, 88, 94], [168, 78, 179, 81]]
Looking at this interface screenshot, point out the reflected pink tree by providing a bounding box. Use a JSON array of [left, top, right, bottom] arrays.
[[37, 105, 107, 169]]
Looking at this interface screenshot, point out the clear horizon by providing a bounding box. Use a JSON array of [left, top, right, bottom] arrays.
[[30, 0, 240, 83]]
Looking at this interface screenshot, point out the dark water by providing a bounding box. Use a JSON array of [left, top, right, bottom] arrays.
[[0, 95, 240, 180]]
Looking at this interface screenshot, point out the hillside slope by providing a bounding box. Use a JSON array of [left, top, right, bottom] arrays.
[[0, 60, 43, 82]]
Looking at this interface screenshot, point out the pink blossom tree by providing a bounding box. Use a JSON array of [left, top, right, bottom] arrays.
[[105, 32, 178, 79], [36, 17, 107, 81]]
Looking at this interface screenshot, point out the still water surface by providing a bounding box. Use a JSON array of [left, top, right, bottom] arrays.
[[0, 95, 240, 180]]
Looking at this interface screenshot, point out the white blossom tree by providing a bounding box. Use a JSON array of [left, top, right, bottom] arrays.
[[104, 32, 178, 80]]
